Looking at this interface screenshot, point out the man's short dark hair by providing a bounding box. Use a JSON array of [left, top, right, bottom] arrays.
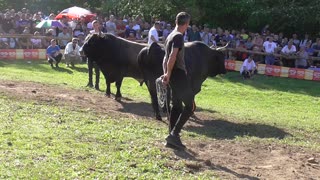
[[176, 12, 190, 26]]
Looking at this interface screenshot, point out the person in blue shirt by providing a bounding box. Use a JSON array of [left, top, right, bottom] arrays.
[[46, 39, 62, 67]]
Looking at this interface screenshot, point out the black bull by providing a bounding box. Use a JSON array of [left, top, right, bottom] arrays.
[[81, 34, 226, 120]]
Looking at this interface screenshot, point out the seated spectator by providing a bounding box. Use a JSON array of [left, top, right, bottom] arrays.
[[7, 29, 19, 49], [64, 38, 81, 67], [0, 32, 9, 49], [42, 31, 54, 48], [240, 54, 257, 79], [58, 27, 71, 49], [46, 39, 62, 67], [295, 46, 309, 69], [281, 40, 296, 67], [73, 23, 84, 37], [105, 15, 117, 35], [18, 27, 31, 49], [30, 31, 42, 49], [240, 28, 248, 41]]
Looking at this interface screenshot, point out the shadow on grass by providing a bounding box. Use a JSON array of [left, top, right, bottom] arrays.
[[0, 60, 85, 74], [215, 71, 320, 97], [186, 118, 290, 140], [70, 66, 88, 73]]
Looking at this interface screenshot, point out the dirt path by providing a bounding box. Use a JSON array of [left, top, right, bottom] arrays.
[[0, 80, 319, 179]]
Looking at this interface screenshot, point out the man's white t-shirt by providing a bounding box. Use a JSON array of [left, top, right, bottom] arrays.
[[263, 41, 277, 53], [281, 45, 296, 54], [147, 26, 159, 45], [240, 58, 256, 74]]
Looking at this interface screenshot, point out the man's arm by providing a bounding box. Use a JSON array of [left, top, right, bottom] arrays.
[[162, 47, 179, 85]]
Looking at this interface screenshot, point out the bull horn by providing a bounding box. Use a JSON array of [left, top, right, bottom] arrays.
[[99, 32, 105, 38], [211, 41, 230, 51]]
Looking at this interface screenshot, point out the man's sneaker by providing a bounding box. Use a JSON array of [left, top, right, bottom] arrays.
[[165, 134, 186, 150]]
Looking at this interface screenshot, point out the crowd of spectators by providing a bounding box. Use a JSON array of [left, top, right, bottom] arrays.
[[0, 7, 320, 68]]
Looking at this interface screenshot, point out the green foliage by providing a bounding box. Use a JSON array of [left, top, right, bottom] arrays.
[[1, 0, 320, 36]]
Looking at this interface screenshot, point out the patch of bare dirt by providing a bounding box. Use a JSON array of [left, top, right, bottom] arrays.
[[1, 80, 319, 179]]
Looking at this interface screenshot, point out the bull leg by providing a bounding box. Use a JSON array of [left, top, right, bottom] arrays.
[[105, 80, 111, 97], [146, 80, 162, 121], [115, 78, 123, 101]]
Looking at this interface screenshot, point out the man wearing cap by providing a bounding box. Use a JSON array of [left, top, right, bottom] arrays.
[[64, 38, 81, 67], [148, 21, 161, 45]]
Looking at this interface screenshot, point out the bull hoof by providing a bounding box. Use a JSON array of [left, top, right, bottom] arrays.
[[156, 115, 162, 121], [105, 94, 111, 98], [115, 96, 122, 101]]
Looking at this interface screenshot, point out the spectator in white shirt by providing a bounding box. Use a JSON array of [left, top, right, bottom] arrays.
[[64, 38, 81, 67], [263, 36, 277, 65], [281, 40, 296, 67], [147, 21, 160, 45], [240, 54, 257, 79]]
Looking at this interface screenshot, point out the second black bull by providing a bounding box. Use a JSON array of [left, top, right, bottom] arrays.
[[81, 34, 226, 120]]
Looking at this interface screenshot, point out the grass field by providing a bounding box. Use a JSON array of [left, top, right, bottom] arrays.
[[0, 60, 319, 179]]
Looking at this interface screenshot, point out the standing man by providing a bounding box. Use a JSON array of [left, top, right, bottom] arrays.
[[86, 20, 101, 90], [162, 12, 193, 149], [147, 21, 160, 45]]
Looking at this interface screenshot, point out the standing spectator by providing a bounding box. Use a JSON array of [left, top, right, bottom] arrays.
[[87, 20, 101, 90], [292, 33, 300, 47], [201, 25, 211, 46], [162, 12, 192, 150], [312, 39, 320, 56], [46, 39, 62, 67], [240, 28, 248, 41], [2, 13, 14, 33], [105, 15, 117, 35], [240, 54, 257, 79], [125, 22, 136, 39], [64, 38, 81, 67], [17, 13, 31, 34], [148, 21, 160, 45], [116, 19, 126, 38], [263, 36, 277, 65], [162, 24, 172, 41], [299, 33, 310, 48], [261, 24, 269, 36], [187, 24, 201, 42], [58, 27, 71, 49]]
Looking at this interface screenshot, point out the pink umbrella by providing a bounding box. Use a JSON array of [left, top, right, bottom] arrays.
[[55, 6, 96, 21]]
